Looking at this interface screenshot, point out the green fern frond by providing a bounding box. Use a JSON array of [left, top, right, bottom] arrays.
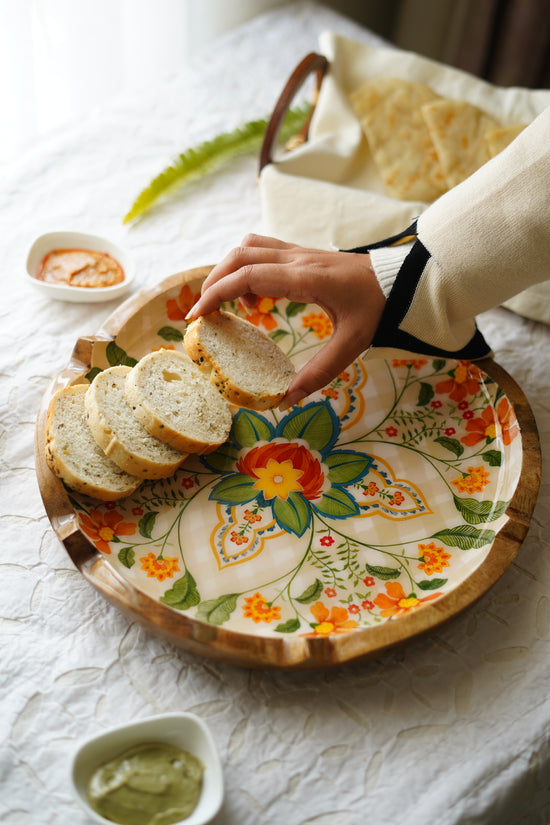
[[123, 104, 311, 224]]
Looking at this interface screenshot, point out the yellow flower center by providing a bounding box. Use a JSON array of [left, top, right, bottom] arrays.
[[98, 526, 115, 541], [302, 312, 333, 339], [243, 592, 281, 624], [258, 296, 275, 314], [253, 458, 303, 500], [454, 364, 468, 384], [485, 423, 497, 439], [140, 553, 179, 580], [398, 597, 419, 608], [315, 621, 335, 635]]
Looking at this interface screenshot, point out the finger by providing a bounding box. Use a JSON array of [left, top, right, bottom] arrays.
[[240, 233, 294, 250], [279, 328, 366, 410], [202, 236, 294, 292], [194, 245, 293, 306], [187, 262, 306, 319]]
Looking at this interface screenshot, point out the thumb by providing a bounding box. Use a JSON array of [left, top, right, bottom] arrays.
[[279, 328, 365, 410]]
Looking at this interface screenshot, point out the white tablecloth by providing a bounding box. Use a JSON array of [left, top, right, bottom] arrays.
[[2, 3, 550, 823]]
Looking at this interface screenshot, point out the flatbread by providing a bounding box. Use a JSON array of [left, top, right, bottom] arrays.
[[485, 123, 526, 157], [349, 77, 447, 202], [421, 99, 499, 188]]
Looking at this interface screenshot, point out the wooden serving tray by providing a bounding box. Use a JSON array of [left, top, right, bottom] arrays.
[[35, 267, 541, 669]]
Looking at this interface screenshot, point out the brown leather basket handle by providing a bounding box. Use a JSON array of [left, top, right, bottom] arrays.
[[259, 52, 329, 174]]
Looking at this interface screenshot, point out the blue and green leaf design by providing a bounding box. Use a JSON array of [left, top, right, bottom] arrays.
[[203, 401, 372, 536]]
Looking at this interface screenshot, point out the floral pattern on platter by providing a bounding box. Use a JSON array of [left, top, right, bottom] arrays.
[[71, 290, 522, 638]]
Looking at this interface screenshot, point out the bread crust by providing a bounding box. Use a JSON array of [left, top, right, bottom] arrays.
[[85, 366, 188, 479], [45, 385, 142, 500], [184, 311, 294, 411], [45, 311, 294, 500]]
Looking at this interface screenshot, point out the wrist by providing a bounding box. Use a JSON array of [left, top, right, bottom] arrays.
[[368, 241, 414, 298]]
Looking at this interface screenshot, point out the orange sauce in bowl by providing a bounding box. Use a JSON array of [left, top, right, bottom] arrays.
[[37, 248, 125, 288]]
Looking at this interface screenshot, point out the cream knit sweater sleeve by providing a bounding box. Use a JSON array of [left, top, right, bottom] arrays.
[[365, 105, 550, 358]]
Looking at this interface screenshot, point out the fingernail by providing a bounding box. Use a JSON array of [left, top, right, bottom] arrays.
[[185, 307, 199, 321], [279, 390, 306, 411]]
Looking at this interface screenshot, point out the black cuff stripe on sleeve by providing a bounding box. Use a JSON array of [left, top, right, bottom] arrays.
[[343, 225, 491, 360], [375, 237, 430, 332], [344, 220, 419, 254], [371, 238, 491, 359], [373, 320, 491, 360]]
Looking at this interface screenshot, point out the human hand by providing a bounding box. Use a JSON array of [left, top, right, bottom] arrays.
[[186, 234, 385, 409]]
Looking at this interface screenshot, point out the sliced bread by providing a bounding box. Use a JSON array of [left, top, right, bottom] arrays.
[[45, 384, 142, 500], [124, 349, 232, 454], [85, 365, 188, 479], [184, 310, 295, 410]]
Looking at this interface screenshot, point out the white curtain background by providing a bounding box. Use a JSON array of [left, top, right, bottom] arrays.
[[0, 0, 291, 167]]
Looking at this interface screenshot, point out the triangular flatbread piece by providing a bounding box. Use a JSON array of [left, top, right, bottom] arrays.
[[349, 77, 447, 202], [422, 99, 499, 188], [485, 123, 527, 157]]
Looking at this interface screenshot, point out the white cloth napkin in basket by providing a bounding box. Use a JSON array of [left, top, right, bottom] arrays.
[[260, 31, 550, 325]]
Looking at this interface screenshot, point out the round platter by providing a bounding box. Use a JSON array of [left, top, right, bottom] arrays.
[[35, 267, 542, 669]]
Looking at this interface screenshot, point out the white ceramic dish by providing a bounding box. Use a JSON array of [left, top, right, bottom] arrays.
[[26, 231, 135, 303], [71, 712, 224, 825]]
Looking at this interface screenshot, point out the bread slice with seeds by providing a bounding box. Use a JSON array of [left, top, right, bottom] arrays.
[[184, 310, 295, 410], [85, 365, 188, 479], [124, 349, 232, 454], [45, 384, 142, 500]]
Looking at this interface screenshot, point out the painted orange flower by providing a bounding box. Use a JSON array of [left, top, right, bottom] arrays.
[[452, 465, 491, 494], [243, 508, 261, 524], [363, 482, 379, 497], [207, 399, 371, 538], [494, 397, 519, 445], [461, 398, 518, 447], [417, 542, 451, 576], [166, 284, 200, 321], [321, 387, 338, 400], [302, 311, 333, 340], [139, 553, 180, 582], [436, 361, 484, 402], [392, 359, 428, 370], [236, 441, 325, 502], [79, 509, 136, 554], [461, 405, 496, 446], [243, 592, 281, 624], [230, 530, 249, 545], [306, 602, 360, 635], [240, 295, 277, 331], [374, 581, 441, 618]]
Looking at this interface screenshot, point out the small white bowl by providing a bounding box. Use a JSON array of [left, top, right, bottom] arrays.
[[71, 712, 224, 825], [26, 231, 135, 303]]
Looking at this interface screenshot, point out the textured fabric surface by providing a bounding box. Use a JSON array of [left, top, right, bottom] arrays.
[[1, 4, 550, 824]]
